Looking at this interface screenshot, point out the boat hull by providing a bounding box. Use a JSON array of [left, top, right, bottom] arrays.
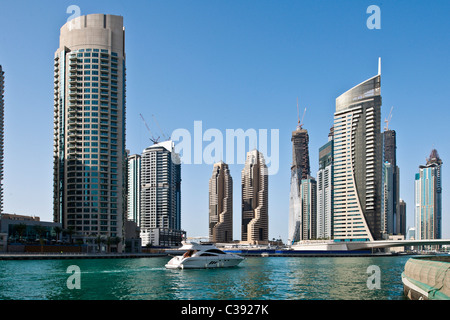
[[165, 255, 244, 269]]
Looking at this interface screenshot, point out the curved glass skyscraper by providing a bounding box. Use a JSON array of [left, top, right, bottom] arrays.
[[333, 69, 382, 241], [53, 14, 126, 250]]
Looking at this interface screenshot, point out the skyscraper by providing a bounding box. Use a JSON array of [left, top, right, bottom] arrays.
[[317, 128, 334, 239], [300, 176, 317, 241], [53, 14, 126, 250], [241, 149, 268, 244], [415, 149, 443, 241], [381, 161, 394, 235], [288, 175, 301, 243], [0, 65, 4, 215], [288, 116, 310, 243], [140, 140, 183, 247], [398, 199, 406, 236], [127, 154, 141, 225], [209, 161, 233, 243], [333, 63, 382, 241], [382, 128, 400, 236], [291, 127, 310, 180]]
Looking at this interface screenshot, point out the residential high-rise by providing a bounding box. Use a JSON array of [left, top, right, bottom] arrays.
[[383, 129, 397, 166], [241, 149, 268, 244], [415, 149, 443, 242], [140, 140, 183, 247], [398, 199, 406, 236], [333, 64, 383, 241], [382, 129, 400, 236], [288, 171, 301, 244], [52, 14, 126, 250], [381, 161, 394, 235], [209, 161, 233, 243], [0, 65, 4, 215], [317, 128, 334, 239], [300, 176, 317, 240], [127, 154, 141, 225]]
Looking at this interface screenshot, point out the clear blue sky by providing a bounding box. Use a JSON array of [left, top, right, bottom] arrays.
[[0, 0, 449, 241]]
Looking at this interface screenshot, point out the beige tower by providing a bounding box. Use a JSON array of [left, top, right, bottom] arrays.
[[209, 161, 233, 243], [53, 14, 126, 252], [241, 150, 268, 244]]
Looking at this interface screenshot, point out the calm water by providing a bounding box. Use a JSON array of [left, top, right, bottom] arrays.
[[0, 255, 411, 300]]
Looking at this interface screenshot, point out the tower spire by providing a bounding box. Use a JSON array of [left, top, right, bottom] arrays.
[[378, 57, 381, 75]]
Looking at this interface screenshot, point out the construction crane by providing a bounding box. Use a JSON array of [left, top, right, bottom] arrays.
[[384, 106, 394, 131], [152, 114, 170, 141], [297, 97, 307, 130], [140, 113, 160, 144]]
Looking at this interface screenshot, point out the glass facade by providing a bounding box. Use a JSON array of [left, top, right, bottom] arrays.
[[415, 150, 443, 241], [127, 154, 141, 225], [317, 136, 334, 240]]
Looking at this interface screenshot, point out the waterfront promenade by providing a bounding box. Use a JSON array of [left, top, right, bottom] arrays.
[[0, 252, 167, 260]]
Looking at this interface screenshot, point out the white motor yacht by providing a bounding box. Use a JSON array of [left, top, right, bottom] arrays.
[[165, 242, 244, 269]]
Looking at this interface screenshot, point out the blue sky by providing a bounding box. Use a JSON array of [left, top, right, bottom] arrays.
[[0, 0, 449, 241]]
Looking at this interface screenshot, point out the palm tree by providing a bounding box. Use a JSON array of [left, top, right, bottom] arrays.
[[54, 226, 62, 243], [106, 237, 112, 253], [111, 237, 121, 253], [14, 223, 27, 243], [33, 225, 47, 253], [95, 235, 105, 253], [63, 227, 76, 244]]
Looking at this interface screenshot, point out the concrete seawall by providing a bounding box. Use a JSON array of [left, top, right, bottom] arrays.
[[402, 256, 450, 300]]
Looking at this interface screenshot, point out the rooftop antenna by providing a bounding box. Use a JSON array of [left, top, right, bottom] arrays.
[[384, 106, 393, 131], [297, 97, 306, 130], [378, 57, 381, 75], [140, 113, 160, 144]]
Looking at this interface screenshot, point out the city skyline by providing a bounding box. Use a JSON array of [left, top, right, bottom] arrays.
[[0, 1, 449, 242]]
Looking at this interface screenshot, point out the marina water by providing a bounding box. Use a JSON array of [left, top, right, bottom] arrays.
[[0, 255, 410, 300]]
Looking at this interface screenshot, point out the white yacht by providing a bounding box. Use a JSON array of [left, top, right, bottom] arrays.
[[165, 242, 244, 269]]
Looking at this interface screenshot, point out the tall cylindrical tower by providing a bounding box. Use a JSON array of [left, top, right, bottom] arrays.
[[53, 14, 126, 251]]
